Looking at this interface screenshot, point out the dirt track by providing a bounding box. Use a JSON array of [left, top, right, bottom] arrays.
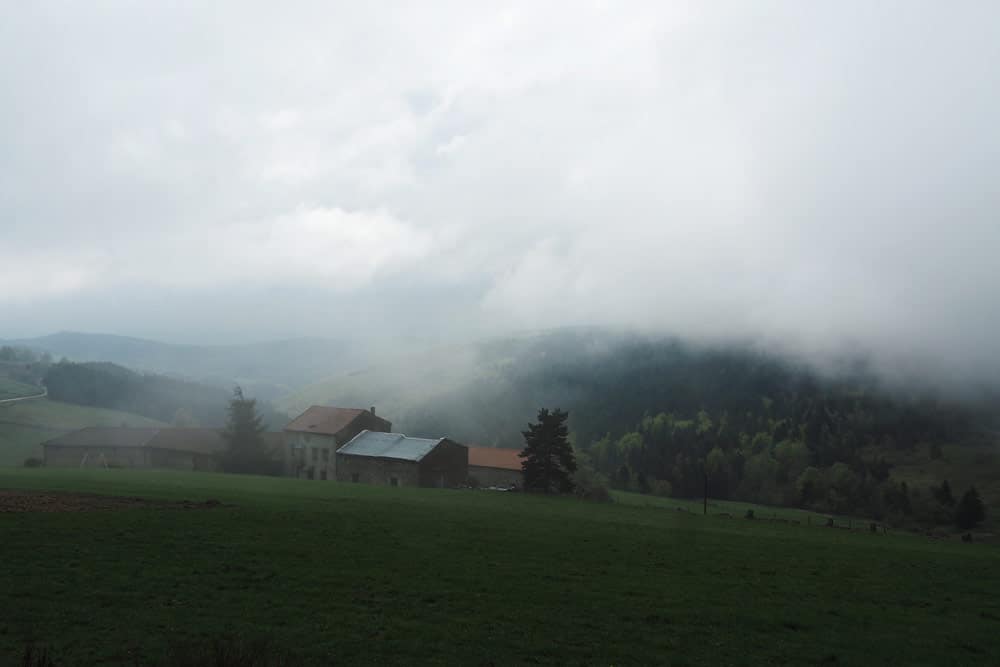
[[0, 489, 224, 513]]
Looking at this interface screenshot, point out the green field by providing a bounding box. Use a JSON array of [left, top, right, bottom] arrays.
[[1, 469, 998, 666], [0, 376, 43, 400], [0, 399, 165, 466], [613, 490, 864, 526]]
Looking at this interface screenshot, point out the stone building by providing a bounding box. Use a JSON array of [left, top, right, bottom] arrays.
[[42, 427, 283, 470], [335, 430, 468, 488], [467, 446, 524, 489], [283, 406, 392, 480]]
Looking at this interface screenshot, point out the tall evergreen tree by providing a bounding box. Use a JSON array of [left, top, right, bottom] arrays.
[[520, 408, 577, 493], [219, 386, 277, 475], [955, 486, 986, 530], [934, 479, 955, 506]]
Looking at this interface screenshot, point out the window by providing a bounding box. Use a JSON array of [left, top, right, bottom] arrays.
[[351, 473, 359, 483], [307, 468, 315, 480], [311, 448, 318, 462], [390, 477, 399, 487], [321, 448, 329, 462], [320, 470, 327, 480]]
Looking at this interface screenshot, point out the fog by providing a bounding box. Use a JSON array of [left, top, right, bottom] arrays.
[[2, 2, 999, 383]]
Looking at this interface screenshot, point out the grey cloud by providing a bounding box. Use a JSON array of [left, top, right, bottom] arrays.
[[1, 1, 999, 384]]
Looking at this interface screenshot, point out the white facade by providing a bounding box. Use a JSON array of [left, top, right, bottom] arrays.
[[286, 432, 337, 480]]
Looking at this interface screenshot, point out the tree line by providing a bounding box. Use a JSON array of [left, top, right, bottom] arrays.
[[398, 332, 993, 528], [43, 360, 285, 429]]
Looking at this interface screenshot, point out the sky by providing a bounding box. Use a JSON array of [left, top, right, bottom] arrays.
[[1, 2, 999, 380]]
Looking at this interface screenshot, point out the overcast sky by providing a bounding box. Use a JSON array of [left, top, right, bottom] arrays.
[[1, 2, 998, 378]]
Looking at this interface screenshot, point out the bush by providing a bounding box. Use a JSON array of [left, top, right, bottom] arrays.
[[22, 457, 43, 468], [649, 479, 673, 498], [744, 509, 754, 520], [572, 454, 610, 501], [579, 485, 613, 503]]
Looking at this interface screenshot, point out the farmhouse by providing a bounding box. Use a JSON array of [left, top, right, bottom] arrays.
[[336, 430, 468, 488], [284, 405, 392, 480], [467, 446, 523, 488], [42, 427, 284, 470]]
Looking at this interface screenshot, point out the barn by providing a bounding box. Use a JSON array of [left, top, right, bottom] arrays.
[[41, 427, 284, 470], [284, 406, 392, 480], [467, 446, 524, 489], [335, 430, 468, 488]]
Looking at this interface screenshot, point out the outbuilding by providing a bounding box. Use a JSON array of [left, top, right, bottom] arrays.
[[41, 427, 283, 471], [335, 430, 468, 488], [467, 446, 524, 488]]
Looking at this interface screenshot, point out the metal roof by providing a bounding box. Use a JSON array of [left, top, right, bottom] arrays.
[[337, 430, 445, 462]]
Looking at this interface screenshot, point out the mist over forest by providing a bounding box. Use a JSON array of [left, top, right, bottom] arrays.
[[6, 325, 997, 526]]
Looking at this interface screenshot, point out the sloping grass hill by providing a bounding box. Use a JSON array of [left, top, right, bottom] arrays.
[[0, 469, 998, 665], [0, 399, 165, 466], [0, 376, 43, 400]]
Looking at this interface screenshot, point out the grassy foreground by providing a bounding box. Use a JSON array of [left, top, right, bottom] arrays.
[[1, 469, 999, 666]]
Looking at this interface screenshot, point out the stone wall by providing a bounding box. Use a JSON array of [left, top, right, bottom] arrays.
[[43, 445, 150, 468], [285, 432, 337, 480], [335, 454, 420, 487], [417, 439, 468, 488]]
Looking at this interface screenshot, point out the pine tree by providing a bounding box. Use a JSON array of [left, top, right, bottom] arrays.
[[934, 479, 955, 506], [219, 386, 277, 475], [954, 486, 986, 530], [520, 408, 577, 494]]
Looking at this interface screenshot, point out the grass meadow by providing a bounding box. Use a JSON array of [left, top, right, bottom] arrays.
[[0, 377, 43, 400], [1, 468, 998, 665]]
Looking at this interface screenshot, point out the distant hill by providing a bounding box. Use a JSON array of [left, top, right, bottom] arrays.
[[42, 360, 287, 429], [3, 332, 370, 399], [0, 398, 166, 466]]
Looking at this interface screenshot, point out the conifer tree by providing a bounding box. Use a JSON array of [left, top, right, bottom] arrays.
[[520, 408, 577, 493], [955, 486, 986, 530], [219, 386, 277, 475], [934, 479, 955, 506]]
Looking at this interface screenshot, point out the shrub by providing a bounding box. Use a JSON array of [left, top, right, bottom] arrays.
[[580, 485, 613, 503], [744, 509, 754, 520], [22, 457, 43, 468], [649, 479, 673, 498]]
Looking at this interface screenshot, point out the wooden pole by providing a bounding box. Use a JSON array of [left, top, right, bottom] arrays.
[[703, 469, 708, 515]]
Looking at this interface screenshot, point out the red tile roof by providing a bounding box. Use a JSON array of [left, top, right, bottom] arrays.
[[284, 406, 382, 436], [468, 446, 523, 471]]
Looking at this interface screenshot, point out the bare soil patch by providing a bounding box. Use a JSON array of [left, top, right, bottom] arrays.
[[0, 489, 225, 513]]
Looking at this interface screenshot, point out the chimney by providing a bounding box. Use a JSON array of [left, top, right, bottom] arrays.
[[370, 406, 376, 416]]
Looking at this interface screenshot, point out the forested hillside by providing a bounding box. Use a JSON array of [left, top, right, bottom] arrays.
[[43, 361, 286, 429], [280, 330, 1000, 525]]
